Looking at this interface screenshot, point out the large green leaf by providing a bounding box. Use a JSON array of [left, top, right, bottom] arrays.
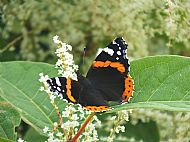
[[0, 61, 66, 134], [0, 55, 190, 135], [110, 55, 190, 112], [0, 102, 20, 141]]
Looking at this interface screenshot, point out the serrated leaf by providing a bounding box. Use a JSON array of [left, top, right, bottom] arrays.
[[0, 102, 20, 141], [110, 55, 190, 112], [0, 61, 66, 134]]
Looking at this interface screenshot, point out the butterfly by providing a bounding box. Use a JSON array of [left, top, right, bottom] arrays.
[[47, 37, 134, 112]]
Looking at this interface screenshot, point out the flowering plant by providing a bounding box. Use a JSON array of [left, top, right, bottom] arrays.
[[38, 36, 129, 142]]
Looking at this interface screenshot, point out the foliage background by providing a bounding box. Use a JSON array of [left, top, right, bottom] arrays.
[[0, 0, 190, 141]]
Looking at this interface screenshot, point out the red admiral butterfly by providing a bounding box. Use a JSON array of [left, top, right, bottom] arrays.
[[47, 37, 134, 112]]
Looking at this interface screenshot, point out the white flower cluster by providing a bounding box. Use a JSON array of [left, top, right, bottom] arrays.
[[38, 37, 103, 142], [61, 104, 80, 135], [81, 123, 99, 142], [106, 110, 130, 142], [42, 103, 101, 142], [53, 35, 78, 81], [80, 115, 101, 142], [39, 73, 56, 104]]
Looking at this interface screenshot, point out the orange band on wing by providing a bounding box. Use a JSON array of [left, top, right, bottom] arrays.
[[84, 106, 111, 112], [66, 78, 76, 103], [93, 61, 125, 73], [122, 75, 134, 102]]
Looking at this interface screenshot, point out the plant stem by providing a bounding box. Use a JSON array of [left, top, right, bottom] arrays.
[[0, 35, 22, 53], [68, 112, 95, 142]]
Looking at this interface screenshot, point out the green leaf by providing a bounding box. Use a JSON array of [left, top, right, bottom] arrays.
[[0, 102, 20, 141], [24, 127, 47, 142], [0, 137, 14, 142], [111, 55, 190, 112], [0, 55, 190, 135], [0, 61, 66, 134]]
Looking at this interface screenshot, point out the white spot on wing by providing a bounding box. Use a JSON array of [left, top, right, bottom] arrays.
[[117, 51, 121, 55], [103, 47, 114, 56], [57, 87, 61, 91], [116, 57, 119, 60], [112, 40, 117, 44], [55, 77, 61, 86]]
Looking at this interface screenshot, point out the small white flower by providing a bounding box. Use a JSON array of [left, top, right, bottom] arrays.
[[50, 94, 56, 101], [39, 73, 49, 83], [43, 126, 49, 133], [39, 72, 43, 76], [39, 86, 45, 91], [71, 114, 79, 121], [93, 115, 101, 127], [48, 132, 54, 138], [53, 35, 60, 44], [107, 136, 114, 142], [120, 126, 125, 132], [73, 65, 79, 70], [17, 138, 25, 142], [58, 69, 63, 75], [115, 125, 125, 133], [62, 110, 70, 118], [67, 44, 72, 51], [54, 122, 58, 127], [55, 59, 63, 67], [56, 132, 63, 137]]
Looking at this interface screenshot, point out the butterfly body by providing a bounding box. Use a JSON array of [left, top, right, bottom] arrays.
[[47, 37, 134, 112]]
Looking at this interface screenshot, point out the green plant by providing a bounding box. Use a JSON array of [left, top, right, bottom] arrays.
[[1, 0, 190, 141], [1, 37, 190, 141]]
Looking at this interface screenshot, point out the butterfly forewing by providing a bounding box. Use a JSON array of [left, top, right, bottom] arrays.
[[47, 77, 80, 103], [86, 37, 133, 103]]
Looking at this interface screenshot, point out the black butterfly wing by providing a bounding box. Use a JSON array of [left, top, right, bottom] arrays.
[[86, 37, 134, 103], [47, 75, 110, 112], [46, 37, 133, 112], [75, 75, 110, 111]]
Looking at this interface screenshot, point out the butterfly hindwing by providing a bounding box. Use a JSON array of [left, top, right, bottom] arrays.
[[47, 75, 110, 112]]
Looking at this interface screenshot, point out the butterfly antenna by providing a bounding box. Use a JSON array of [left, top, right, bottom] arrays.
[[82, 47, 86, 66]]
